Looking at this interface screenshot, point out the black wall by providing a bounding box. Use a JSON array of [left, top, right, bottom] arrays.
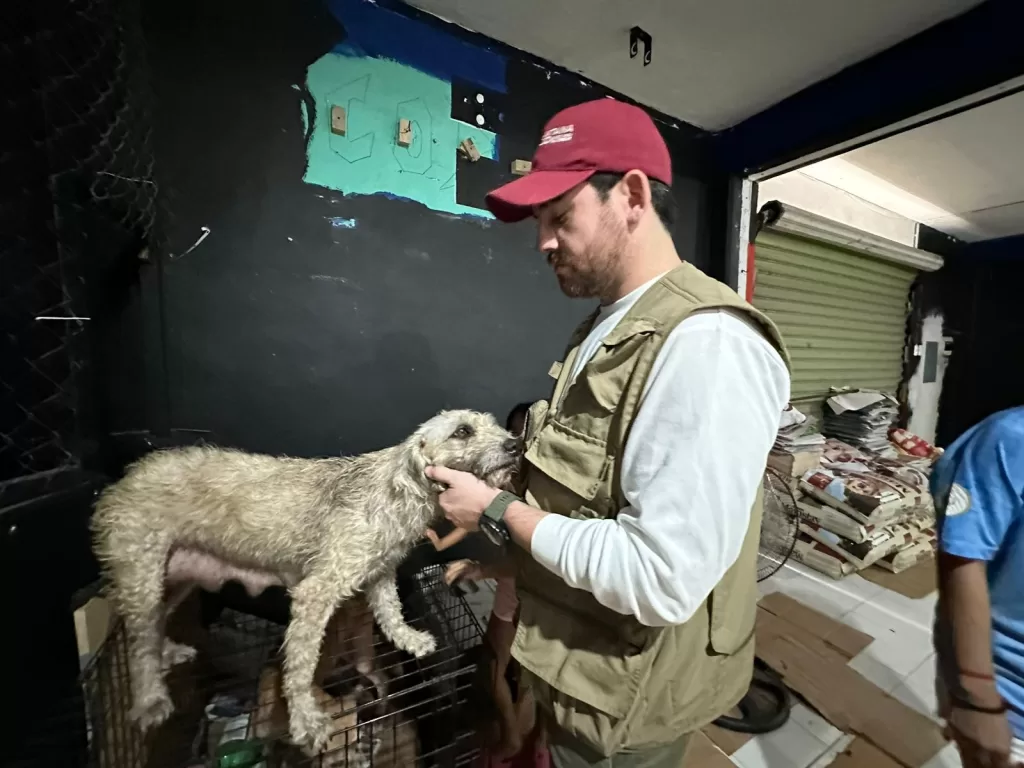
[[917, 230, 1024, 446], [135, 0, 726, 459]]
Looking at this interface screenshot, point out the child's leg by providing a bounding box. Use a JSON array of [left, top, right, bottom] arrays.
[[426, 526, 470, 551], [486, 613, 521, 759]]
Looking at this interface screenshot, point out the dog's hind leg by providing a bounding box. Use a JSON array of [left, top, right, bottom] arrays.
[[283, 573, 352, 754], [160, 583, 198, 669], [117, 540, 176, 731], [366, 574, 437, 658]]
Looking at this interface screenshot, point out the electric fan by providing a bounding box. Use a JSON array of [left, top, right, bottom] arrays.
[[757, 466, 801, 581], [713, 466, 801, 735]]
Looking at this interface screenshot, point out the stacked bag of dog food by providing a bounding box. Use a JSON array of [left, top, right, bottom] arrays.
[[768, 393, 943, 581], [768, 404, 826, 478]]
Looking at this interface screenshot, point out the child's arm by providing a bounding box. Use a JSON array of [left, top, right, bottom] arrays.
[[425, 526, 470, 551]]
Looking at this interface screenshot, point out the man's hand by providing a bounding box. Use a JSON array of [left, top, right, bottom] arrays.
[[425, 465, 500, 532], [945, 706, 1021, 768]]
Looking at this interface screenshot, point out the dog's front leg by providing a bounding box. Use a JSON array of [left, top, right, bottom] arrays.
[[366, 574, 437, 658], [283, 574, 349, 754]]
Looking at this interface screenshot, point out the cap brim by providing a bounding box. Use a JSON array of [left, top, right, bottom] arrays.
[[485, 169, 597, 223]]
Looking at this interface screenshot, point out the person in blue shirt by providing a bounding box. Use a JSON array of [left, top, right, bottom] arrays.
[[933, 406, 1024, 768]]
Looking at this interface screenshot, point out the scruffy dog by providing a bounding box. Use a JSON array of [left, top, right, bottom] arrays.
[[91, 409, 521, 754]]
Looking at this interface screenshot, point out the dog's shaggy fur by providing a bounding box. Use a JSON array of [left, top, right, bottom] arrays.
[[91, 409, 520, 754]]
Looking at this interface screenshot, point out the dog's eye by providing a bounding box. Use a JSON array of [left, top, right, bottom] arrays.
[[451, 425, 473, 440]]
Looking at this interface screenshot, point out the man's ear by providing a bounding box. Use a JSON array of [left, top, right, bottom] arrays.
[[621, 169, 651, 228]]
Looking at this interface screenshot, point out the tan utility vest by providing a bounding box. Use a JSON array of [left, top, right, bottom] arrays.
[[511, 262, 790, 757]]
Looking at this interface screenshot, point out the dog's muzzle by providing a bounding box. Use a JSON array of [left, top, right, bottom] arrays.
[[502, 438, 523, 458]]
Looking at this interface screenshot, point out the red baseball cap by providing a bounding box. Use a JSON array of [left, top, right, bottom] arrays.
[[485, 98, 672, 223]]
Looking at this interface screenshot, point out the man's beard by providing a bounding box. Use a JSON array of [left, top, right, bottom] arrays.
[[554, 211, 627, 300]]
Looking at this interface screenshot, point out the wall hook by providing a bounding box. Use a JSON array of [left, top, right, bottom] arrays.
[[630, 26, 652, 66]]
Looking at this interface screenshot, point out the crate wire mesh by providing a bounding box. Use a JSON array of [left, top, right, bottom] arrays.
[[77, 565, 486, 768]]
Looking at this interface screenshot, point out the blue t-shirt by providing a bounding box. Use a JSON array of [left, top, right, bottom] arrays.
[[932, 406, 1024, 737]]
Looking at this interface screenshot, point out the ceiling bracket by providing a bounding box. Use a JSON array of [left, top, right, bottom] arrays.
[[629, 26, 652, 66]]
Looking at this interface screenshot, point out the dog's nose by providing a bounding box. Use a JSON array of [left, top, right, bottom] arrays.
[[503, 438, 523, 455]]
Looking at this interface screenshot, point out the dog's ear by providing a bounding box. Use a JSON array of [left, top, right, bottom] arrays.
[[409, 437, 429, 472], [407, 438, 448, 496]]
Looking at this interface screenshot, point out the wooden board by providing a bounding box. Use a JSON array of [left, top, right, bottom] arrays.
[[827, 738, 904, 767], [755, 608, 947, 767], [758, 592, 874, 660], [685, 731, 736, 767], [859, 559, 937, 600]]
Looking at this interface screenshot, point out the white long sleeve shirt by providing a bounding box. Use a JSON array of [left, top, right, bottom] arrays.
[[529, 275, 791, 627]]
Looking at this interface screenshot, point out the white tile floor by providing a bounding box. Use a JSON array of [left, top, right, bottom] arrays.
[[457, 561, 953, 767]]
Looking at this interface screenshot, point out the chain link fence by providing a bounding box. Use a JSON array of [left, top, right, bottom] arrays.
[[1, 0, 161, 507]]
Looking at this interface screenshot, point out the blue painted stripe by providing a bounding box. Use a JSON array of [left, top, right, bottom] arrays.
[[325, 0, 507, 94], [962, 233, 1024, 261]]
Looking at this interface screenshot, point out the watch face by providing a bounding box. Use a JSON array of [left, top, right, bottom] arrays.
[[479, 518, 508, 549]]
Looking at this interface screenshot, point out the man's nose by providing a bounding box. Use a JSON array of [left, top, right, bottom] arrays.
[[537, 226, 557, 254]]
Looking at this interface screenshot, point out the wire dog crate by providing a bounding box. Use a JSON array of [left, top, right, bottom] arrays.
[[73, 565, 486, 768]]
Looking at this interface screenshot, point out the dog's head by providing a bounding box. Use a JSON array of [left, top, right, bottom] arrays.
[[410, 409, 523, 491]]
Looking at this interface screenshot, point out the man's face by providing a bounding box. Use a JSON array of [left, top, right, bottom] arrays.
[[535, 181, 628, 300]]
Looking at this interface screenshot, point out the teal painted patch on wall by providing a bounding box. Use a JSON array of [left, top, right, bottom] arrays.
[[303, 53, 497, 218]]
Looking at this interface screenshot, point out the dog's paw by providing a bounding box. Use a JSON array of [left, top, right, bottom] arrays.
[[161, 641, 197, 669], [290, 701, 331, 755], [130, 691, 174, 731], [403, 629, 437, 658]]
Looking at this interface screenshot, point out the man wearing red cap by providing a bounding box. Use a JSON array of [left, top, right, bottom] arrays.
[[426, 98, 791, 766]]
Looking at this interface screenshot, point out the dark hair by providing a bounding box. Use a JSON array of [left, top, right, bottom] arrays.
[[588, 172, 677, 230], [506, 402, 532, 432]]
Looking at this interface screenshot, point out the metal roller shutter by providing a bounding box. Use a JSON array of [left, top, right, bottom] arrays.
[[753, 229, 916, 406]]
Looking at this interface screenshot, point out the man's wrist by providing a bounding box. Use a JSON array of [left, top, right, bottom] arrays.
[[958, 676, 1005, 709], [503, 500, 548, 552], [473, 486, 502, 520], [482, 490, 519, 522]]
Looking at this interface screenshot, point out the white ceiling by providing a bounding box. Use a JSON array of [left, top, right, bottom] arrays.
[[405, 0, 983, 130], [839, 91, 1024, 242]]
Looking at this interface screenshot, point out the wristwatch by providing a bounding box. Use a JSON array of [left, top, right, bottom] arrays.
[[479, 491, 518, 549]]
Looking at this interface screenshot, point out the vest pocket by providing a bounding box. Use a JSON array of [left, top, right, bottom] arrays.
[[525, 419, 608, 503], [707, 586, 757, 655], [513, 591, 653, 720], [524, 400, 550, 446]]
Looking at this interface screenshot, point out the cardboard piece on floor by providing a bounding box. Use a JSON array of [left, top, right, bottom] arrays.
[[686, 731, 735, 767], [701, 723, 754, 755], [758, 592, 874, 660], [826, 738, 904, 767], [859, 559, 937, 600], [756, 608, 947, 767], [702, 595, 872, 755]]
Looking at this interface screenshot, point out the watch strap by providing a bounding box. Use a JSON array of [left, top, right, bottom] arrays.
[[484, 491, 520, 523]]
